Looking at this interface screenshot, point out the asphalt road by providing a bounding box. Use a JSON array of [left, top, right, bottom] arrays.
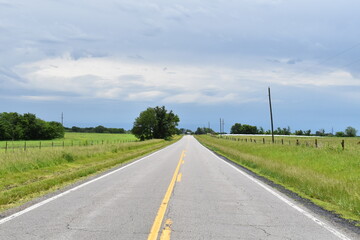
[[0, 136, 356, 239]]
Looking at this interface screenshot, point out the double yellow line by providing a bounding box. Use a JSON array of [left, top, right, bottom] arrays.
[[147, 150, 186, 240]]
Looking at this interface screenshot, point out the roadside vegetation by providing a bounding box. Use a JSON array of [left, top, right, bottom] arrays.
[[0, 133, 180, 212], [195, 135, 360, 224], [0, 132, 137, 152]]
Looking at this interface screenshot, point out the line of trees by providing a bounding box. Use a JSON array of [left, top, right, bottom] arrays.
[[194, 127, 215, 135], [0, 112, 64, 140], [132, 106, 180, 140], [67, 126, 126, 134], [230, 123, 357, 137]]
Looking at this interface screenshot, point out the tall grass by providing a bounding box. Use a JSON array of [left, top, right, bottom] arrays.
[[0, 136, 180, 211], [196, 135, 360, 223]]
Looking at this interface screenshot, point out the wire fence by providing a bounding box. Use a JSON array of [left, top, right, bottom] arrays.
[[0, 139, 139, 153], [211, 135, 356, 150]]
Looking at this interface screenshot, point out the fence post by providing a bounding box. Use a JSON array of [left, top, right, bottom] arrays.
[[263, 138, 265, 144], [341, 140, 345, 150], [24, 141, 27, 151], [52, 142, 54, 148], [39, 141, 41, 150], [281, 139, 284, 145], [296, 139, 299, 146], [315, 139, 318, 148], [5, 141, 8, 153]]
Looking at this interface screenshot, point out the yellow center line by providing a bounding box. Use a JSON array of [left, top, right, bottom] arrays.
[[176, 173, 182, 182], [159, 219, 172, 240], [147, 150, 185, 240]]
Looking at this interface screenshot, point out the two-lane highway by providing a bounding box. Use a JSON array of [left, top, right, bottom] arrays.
[[0, 136, 355, 239]]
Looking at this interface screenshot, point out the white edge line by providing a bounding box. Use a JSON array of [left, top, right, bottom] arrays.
[[0, 140, 182, 225], [200, 142, 352, 240]]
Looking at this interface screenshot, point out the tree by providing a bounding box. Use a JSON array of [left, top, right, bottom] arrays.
[[295, 130, 303, 135], [132, 106, 179, 140], [231, 123, 258, 134], [315, 129, 325, 136], [336, 131, 345, 137], [0, 112, 64, 140], [258, 127, 265, 134], [345, 126, 357, 137], [132, 108, 157, 140], [194, 127, 214, 135], [195, 127, 205, 135], [94, 125, 107, 133], [153, 106, 180, 139]]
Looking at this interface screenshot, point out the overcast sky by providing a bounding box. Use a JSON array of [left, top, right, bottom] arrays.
[[1, 0, 360, 133]]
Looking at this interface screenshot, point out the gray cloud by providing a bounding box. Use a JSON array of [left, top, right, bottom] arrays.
[[1, 0, 360, 131]]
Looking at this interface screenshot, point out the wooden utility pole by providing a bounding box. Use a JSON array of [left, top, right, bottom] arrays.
[[268, 87, 275, 143]]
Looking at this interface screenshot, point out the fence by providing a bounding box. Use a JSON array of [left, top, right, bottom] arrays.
[[212, 135, 350, 150], [0, 139, 138, 153]]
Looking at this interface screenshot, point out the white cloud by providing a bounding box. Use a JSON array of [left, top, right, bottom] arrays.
[[20, 95, 63, 101], [9, 54, 360, 105]]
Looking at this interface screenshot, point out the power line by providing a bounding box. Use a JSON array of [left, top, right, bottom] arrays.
[[288, 41, 360, 79], [314, 42, 360, 67]]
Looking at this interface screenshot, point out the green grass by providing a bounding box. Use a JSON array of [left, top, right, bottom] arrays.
[[0, 132, 137, 151], [0, 134, 181, 212], [195, 135, 360, 224]]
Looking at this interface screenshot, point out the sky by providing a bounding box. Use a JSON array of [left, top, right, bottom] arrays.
[[1, 0, 360, 133]]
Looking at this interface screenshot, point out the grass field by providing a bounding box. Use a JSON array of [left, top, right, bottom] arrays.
[[0, 133, 180, 212], [0, 132, 137, 151], [195, 135, 360, 224]]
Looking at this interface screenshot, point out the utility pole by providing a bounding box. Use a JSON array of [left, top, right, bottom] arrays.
[[268, 87, 274, 143], [220, 118, 222, 134], [222, 119, 225, 134], [61, 112, 64, 126]]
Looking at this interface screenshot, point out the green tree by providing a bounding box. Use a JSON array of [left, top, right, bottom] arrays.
[[153, 106, 179, 139], [132, 108, 157, 140], [231, 123, 258, 134], [0, 112, 64, 140], [94, 125, 107, 133], [194, 127, 214, 135], [295, 130, 304, 135], [336, 131, 345, 137], [131, 106, 179, 140], [345, 126, 357, 137]]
